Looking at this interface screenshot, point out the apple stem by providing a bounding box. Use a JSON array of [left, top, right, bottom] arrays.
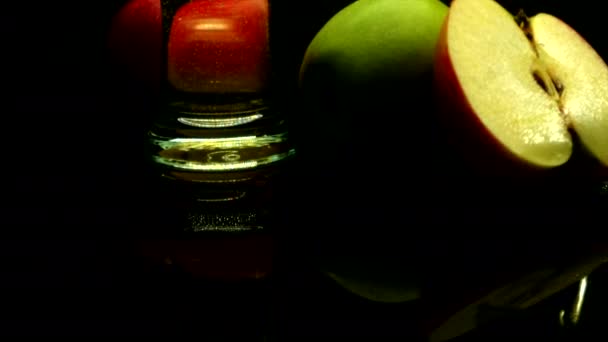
[[515, 9, 531, 37]]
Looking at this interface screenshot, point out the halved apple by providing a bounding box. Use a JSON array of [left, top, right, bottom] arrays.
[[434, 0, 608, 178]]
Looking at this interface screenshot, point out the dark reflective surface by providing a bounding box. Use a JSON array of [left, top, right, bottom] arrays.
[[0, 240, 606, 340]]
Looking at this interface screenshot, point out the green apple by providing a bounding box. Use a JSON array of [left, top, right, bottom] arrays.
[[296, 0, 450, 178], [296, 0, 449, 171], [299, 0, 448, 117], [321, 252, 423, 303], [300, 0, 449, 83], [297, 0, 448, 303]]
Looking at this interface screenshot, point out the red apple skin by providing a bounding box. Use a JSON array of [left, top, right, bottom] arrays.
[[107, 0, 162, 91], [167, 0, 269, 94]]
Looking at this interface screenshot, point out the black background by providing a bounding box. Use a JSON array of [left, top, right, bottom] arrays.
[[0, 0, 607, 338]]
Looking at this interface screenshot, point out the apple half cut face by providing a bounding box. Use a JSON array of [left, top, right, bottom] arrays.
[[435, 0, 608, 171]]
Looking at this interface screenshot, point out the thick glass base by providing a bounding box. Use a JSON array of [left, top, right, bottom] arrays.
[[145, 103, 294, 235], [147, 163, 289, 233], [148, 104, 294, 172], [142, 105, 293, 282]]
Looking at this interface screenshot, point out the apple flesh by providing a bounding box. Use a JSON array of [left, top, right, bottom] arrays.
[[434, 0, 608, 176], [167, 0, 270, 94]]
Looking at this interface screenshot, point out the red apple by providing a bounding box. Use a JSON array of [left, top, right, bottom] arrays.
[[108, 0, 269, 94], [167, 0, 269, 93], [434, 0, 608, 179], [107, 0, 162, 90]]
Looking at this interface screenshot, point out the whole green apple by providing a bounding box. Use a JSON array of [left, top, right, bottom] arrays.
[[296, 0, 448, 167], [295, 0, 448, 303]]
